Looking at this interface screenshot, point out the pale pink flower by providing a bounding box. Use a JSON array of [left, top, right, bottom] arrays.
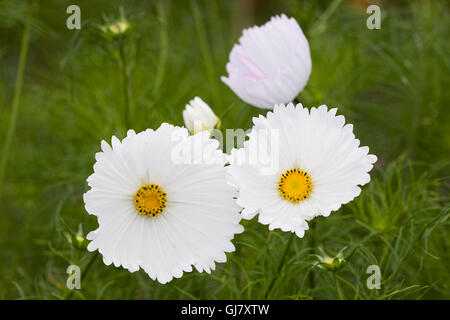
[[222, 14, 312, 109]]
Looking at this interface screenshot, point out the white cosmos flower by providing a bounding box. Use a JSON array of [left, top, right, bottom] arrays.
[[221, 14, 312, 109], [183, 97, 220, 134], [84, 123, 243, 284], [227, 103, 377, 238]]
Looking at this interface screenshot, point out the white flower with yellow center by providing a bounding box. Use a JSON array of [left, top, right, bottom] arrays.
[[84, 124, 243, 284], [227, 103, 377, 237], [221, 14, 311, 109], [183, 97, 220, 134]]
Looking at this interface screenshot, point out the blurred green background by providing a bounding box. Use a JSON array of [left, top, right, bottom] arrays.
[[0, 0, 448, 299]]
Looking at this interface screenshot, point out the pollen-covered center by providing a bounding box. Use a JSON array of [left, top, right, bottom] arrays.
[[134, 184, 167, 217], [278, 168, 313, 204]]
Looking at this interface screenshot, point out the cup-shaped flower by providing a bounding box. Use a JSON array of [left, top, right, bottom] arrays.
[[221, 14, 312, 109], [183, 97, 220, 134], [84, 124, 243, 284], [227, 103, 377, 238]]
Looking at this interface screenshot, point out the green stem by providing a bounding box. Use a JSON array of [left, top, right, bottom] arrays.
[[0, 11, 32, 206], [190, 0, 221, 107], [309, 220, 316, 290], [333, 272, 344, 300], [310, 0, 343, 36], [264, 232, 295, 299], [65, 251, 99, 300], [118, 38, 131, 130], [152, 2, 168, 98]]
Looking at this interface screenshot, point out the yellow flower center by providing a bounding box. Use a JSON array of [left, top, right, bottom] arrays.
[[278, 168, 313, 204], [134, 184, 167, 217]]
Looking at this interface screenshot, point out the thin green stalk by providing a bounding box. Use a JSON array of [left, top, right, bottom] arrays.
[[190, 0, 221, 107], [118, 37, 131, 130], [264, 232, 295, 299], [309, 220, 316, 290], [310, 0, 344, 37], [65, 251, 99, 300], [152, 2, 168, 98], [0, 11, 32, 205], [333, 272, 344, 300]]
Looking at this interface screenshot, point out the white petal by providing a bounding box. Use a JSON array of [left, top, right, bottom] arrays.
[[222, 14, 311, 109], [84, 123, 243, 283], [227, 103, 376, 238]]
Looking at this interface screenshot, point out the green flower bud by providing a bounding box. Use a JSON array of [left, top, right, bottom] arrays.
[[314, 247, 347, 272], [101, 19, 130, 37]]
